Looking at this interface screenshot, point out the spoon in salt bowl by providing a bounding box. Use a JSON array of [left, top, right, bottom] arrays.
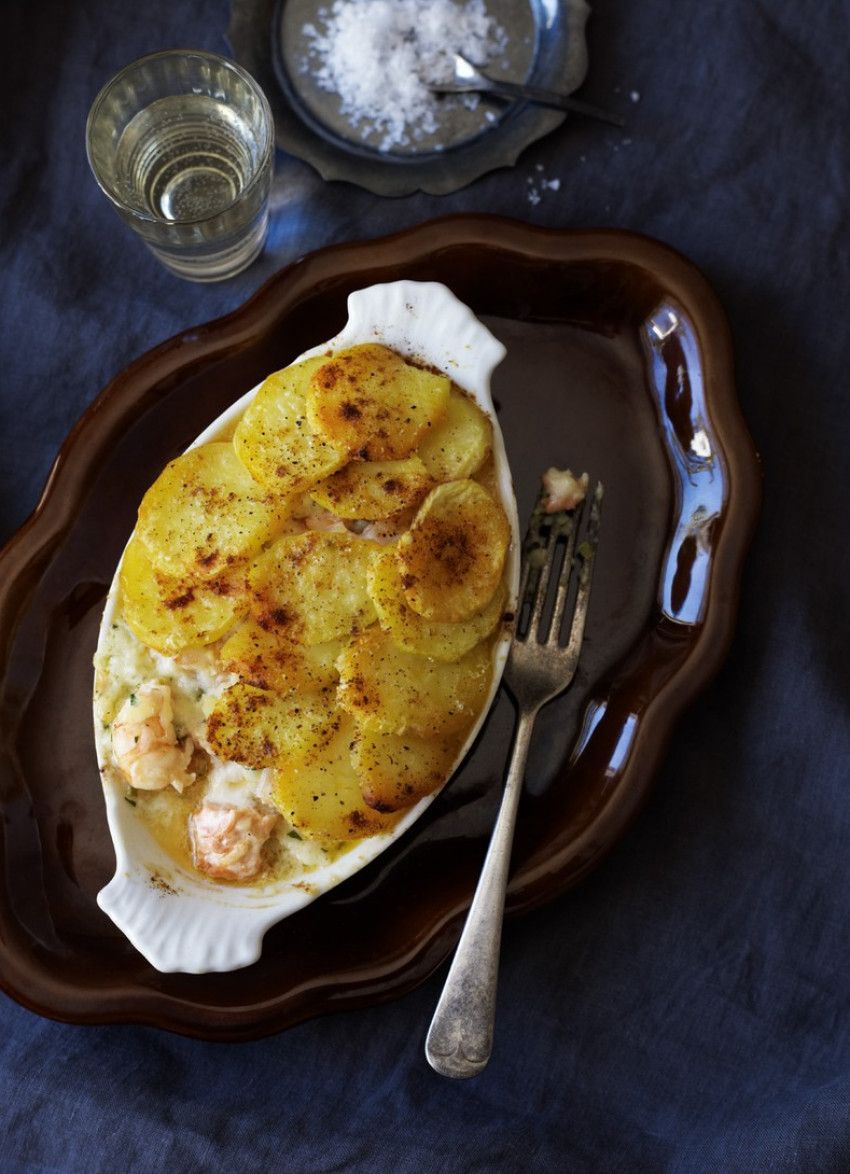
[[430, 53, 625, 128]]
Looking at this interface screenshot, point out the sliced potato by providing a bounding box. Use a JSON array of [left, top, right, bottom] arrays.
[[219, 619, 341, 693], [310, 456, 434, 520], [416, 388, 493, 481], [306, 344, 450, 461], [396, 479, 511, 623], [249, 531, 380, 645], [337, 626, 492, 738], [233, 355, 347, 495], [119, 531, 249, 656], [271, 714, 401, 841], [135, 442, 289, 581], [353, 729, 460, 812], [205, 681, 338, 770], [368, 547, 507, 662]]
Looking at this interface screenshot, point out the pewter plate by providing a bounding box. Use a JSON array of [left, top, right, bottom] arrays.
[[227, 0, 589, 195]]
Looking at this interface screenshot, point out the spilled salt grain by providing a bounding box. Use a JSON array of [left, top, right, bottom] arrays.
[[301, 0, 507, 151], [526, 173, 561, 205]]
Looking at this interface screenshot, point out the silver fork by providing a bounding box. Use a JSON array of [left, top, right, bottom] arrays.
[[425, 480, 603, 1079]]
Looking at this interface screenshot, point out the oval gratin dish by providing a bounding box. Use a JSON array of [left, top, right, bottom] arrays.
[[92, 279, 520, 974]]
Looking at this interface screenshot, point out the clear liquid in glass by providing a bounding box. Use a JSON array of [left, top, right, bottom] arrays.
[[107, 93, 271, 280], [115, 95, 258, 223]]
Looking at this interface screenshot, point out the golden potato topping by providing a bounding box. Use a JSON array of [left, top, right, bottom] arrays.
[[135, 442, 289, 581], [233, 355, 348, 495], [416, 388, 493, 481], [352, 730, 460, 813], [337, 626, 491, 739], [306, 343, 450, 461], [368, 546, 506, 663], [271, 714, 402, 841], [219, 619, 341, 694], [249, 530, 380, 645], [119, 531, 249, 656], [205, 681, 339, 771], [107, 337, 514, 863], [395, 479, 511, 623], [310, 456, 434, 520]]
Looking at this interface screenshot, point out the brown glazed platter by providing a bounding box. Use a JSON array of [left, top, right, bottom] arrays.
[[0, 217, 761, 1039]]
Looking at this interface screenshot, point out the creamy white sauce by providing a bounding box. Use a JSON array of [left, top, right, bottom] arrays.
[[94, 610, 341, 881]]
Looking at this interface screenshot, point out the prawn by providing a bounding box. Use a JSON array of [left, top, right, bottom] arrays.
[[541, 467, 589, 513], [189, 800, 279, 881], [112, 682, 196, 793]]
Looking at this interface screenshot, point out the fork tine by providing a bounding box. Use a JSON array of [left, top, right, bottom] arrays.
[[525, 520, 559, 642], [560, 482, 603, 658], [514, 541, 535, 622], [546, 502, 583, 642], [514, 488, 547, 639]]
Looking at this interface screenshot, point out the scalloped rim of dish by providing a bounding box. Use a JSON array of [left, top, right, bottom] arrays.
[[93, 279, 521, 974]]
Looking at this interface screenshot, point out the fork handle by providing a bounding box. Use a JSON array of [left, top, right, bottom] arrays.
[[458, 78, 626, 128], [425, 706, 538, 1079]]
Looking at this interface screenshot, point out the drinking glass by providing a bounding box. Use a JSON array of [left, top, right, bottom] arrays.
[[86, 50, 275, 282]]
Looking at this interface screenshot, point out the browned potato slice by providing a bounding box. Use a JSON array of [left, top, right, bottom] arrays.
[[135, 441, 289, 581], [271, 714, 401, 841], [310, 456, 434, 520], [368, 546, 506, 663], [249, 531, 380, 645], [352, 729, 460, 812], [119, 531, 249, 656], [205, 681, 338, 770], [233, 355, 347, 495], [416, 388, 493, 481], [337, 626, 492, 738], [306, 344, 450, 461], [396, 479, 511, 623], [219, 619, 341, 693]]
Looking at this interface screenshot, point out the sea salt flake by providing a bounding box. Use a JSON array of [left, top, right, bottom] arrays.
[[527, 172, 560, 201], [302, 0, 508, 150]]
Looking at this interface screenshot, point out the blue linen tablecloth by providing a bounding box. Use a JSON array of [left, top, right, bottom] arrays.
[[2, 1, 850, 1170]]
